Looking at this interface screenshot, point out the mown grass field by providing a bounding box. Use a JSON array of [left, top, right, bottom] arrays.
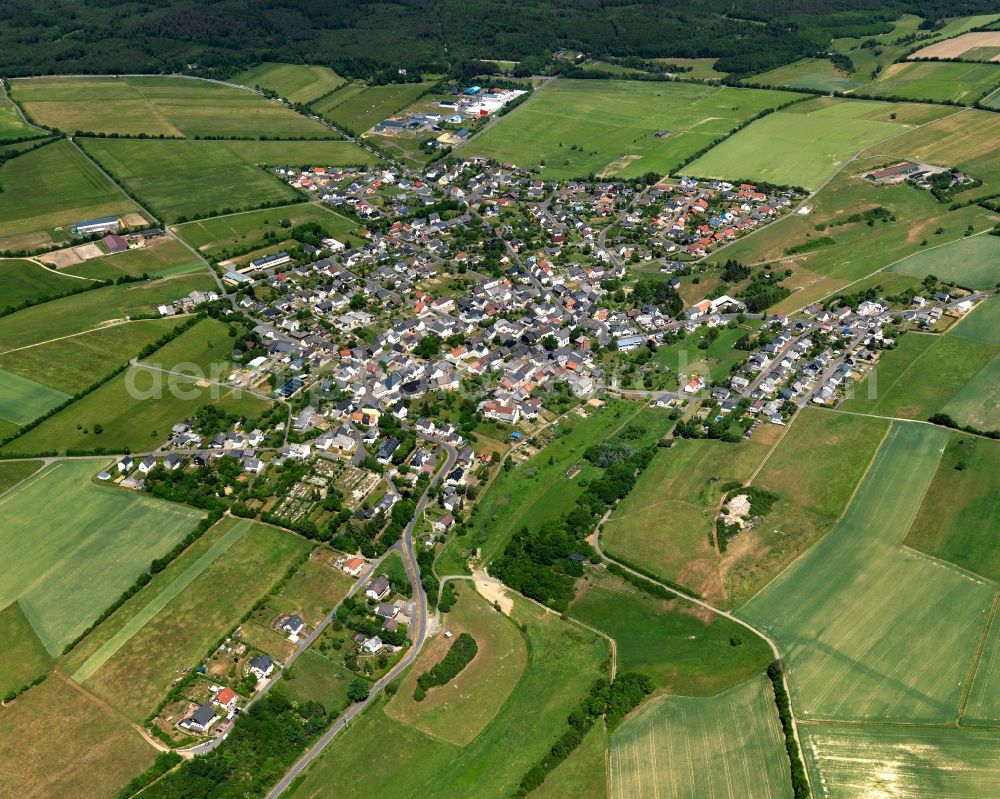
[[0, 368, 69, 426], [312, 81, 437, 133], [386, 585, 527, 746], [686, 97, 926, 190], [233, 63, 346, 104], [888, 233, 1000, 289], [741, 423, 995, 722], [649, 322, 762, 387], [466, 80, 793, 180], [801, 723, 1000, 798], [865, 60, 1000, 104], [73, 519, 309, 723], [0, 257, 90, 308], [941, 355, 1000, 431], [609, 674, 793, 799], [62, 237, 205, 280], [0, 139, 143, 252], [277, 649, 357, 715], [841, 332, 999, 421], [0, 459, 203, 654], [0, 91, 44, 141], [571, 569, 772, 695], [287, 595, 609, 799], [0, 601, 52, 698], [271, 555, 355, 627], [601, 437, 769, 605], [0, 317, 180, 394], [11, 75, 331, 138], [951, 297, 1000, 346]]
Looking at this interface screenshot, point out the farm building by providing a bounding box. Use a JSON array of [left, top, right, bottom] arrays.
[[73, 215, 120, 235], [102, 233, 129, 253]]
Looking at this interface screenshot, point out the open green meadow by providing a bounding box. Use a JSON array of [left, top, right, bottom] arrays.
[[741, 422, 996, 722], [11, 75, 331, 138], [277, 649, 357, 714], [888, 233, 1000, 289], [0, 91, 44, 141], [0, 139, 143, 252], [801, 723, 1000, 799], [312, 81, 437, 133], [271, 556, 354, 627], [841, 333, 999, 421], [0, 257, 91, 309], [386, 585, 527, 746], [951, 297, 1000, 346], [600, 437, 769, 604], [139, 317, 235, 375], [0, 273, 215, 352], [570, 569, 772, 695], [0, 317, 180, 394], [0, 459, 203, 654], [533, 721, 608, 799], [0, 601, 52, 698], [0, 368, 69, 426], [941, 355, 1000, 431], [609, 674, 793, 799], [287, 595, 609, 799], [233, 63, 346, 104], [62, 237, 206, 280], [71, 519, 309, 722], [0, 459, 42, 494], [686, 97, 924, 190], [753, 58, 860, 92], [466, 80, 793, 180], [865, 60, 1000, 105], [649, 322, 762, 388]]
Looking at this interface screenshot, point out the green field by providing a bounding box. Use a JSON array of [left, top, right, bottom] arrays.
[[0, 139, 143, 252], [0, 459, 203, 654], [609, 674, 793, 799], [866, 60, 1000, 104], [0, 257, 91, 309], [0, 90, 44, 141], [965, 611, 1000, 724], [0, 601, 52, 698], [888, 233, 1000, 289], [570, 570, 772, 696], [533, 721, 608, 799], [841, 333, 999, 421], [941, 355, 1000, 430], [686, 97, 918, 190], [741, 423, 995, 722], [62, 237, 206, 281], [0, 368, 69, 426], [140, 317, 235, 376], [466, 80, 793, 180], [801, 723, 1000, 798], [11, 75, 331, 138], [312, 81, 436, 133], [80, 138, 375, 222], [649, 322, 762, 388], [233, 63, 346, 104], [951, 297, 1000, 346], [753, 58, 860, 92], [277, 649, 357, 714], [0, 459, 42, 494], [0, 317, 180, 394]]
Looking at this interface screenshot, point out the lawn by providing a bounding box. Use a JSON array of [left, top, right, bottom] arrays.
[[0, 257, 91, 309], [609, 674, 793, 799], [888, 233, 1000, 290], [865, 60, 1000, 105], [312, 81, 437, 133], [741, 422, 996, 722], [73, 519, 310, 723], [233, 63, 346, 104], [0, 459, 203, 654], [277, 649, 357, 715], [11, 75, 331, 138], [686, 97, 918, 190], [840, 332, 999, 421], [386, 584, 527, 746], [570, 570, 772, 696], [951, 296, 1000, 346], [0, 601, 52, 698], [650, 322, 761, 387], [287, 594, 609, 799], [0, 368, 70, 426], [801, 723, 1000, 799], [465, 80, 793, 180], [62, 237, 206, 281], [941, 355, 1000, 431], [600, 437, 770, 604], [0, 317, 180, 394], [905, 435, 1000, 582], [732, 409, 889, 607], [0, 138, 143, 252]]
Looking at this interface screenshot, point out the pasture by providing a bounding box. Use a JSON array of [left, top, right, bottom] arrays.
[[865, 60, 1000, 104], [753, 58, 860, 92], [386, 585, 527, 746], [0, 601, 51, 698], [801, 723, 1000, 799], [466, 80, 793, 180], [61, 237, 205, 280], [950, 296, 1000, 346], [941, 355, 1000, 431], [741, 423, 996, 722], [0, 459, 202, 654], [0, 368, 69, 427], [609, 674, 793, 799], [0, 91, 44, 141], [686, 97, 919, 190], [888, 233, 1000, 290], [0, 139, 143, 252], [312, 81, 437, 133], [10, 75, 331, 138], [533, 722, 608, 799], [233, 63, 346, 104], [0, 257, 89, 309]]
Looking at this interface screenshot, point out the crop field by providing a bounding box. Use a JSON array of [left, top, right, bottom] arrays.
[[73, 519, 309, 722], [0, 317, 179, 394], [0, 273, 215, 353], [888, 233, 1000, 290], [801, 723, 1000, 799], [312, 81, 436, 133], [0, 139, 143, 252], [753, 58, 860, 92], [386, 585, 527, 746], [570, 570, 772, 695], [601, 437, 770, 604], [909, 30, 1000, 60], [0, 459, 202, 654], [0, 601, 51, 698], [233, 62, 346, 103], [0, 257, 88, 308], [841, 333, 999, 421], [175, 203, 362, 256], [288, 595, 609, 799], [965, 612, 1000, 724], [62, 237, 205, 280], [686, 97, 923, 190], [950, 297, 1000, 346], [609, 674, 793, 799], [941, 355, 1000, 431], [0, 460, 42, 494], [865, 61, 1000, 104], [10, 75, 331, 138], [741, 423, 996, 722], [0, 368, 69, 426], [466, 80, 793, 180]]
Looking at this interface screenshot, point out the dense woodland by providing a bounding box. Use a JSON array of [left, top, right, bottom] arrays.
[[0, 0, 996, 80]]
